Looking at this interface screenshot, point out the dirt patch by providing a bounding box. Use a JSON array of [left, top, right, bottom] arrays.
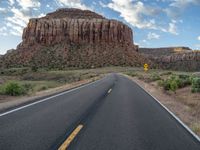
[[124, 74, 200, 137]]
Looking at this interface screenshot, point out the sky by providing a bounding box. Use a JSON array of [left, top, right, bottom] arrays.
[[0, 0, 200, 54]]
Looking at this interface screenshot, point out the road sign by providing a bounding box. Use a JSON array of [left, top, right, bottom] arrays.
[[144, 63, 148, 71]]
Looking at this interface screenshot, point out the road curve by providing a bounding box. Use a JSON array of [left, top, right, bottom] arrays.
[[0, 74, 199, 150]]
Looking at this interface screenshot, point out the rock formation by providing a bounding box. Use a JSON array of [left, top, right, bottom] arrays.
[[139, 47, 191, 57], [138, 47, 200, 71], [153, 51, 200, 71], [1, 8, 147, 68]]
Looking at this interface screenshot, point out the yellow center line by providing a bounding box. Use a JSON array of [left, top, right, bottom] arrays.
[[58, 124, 83, 150], [108, 89, 112, 93]]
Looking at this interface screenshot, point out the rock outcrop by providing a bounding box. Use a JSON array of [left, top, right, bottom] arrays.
[[138, 47, 200, 71], [1, 8, 147, 68], [139, 47, 192, 57], [153, 51, 200, 71]]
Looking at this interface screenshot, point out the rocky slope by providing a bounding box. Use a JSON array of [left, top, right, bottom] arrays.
[[153, 51, 200, 71], [1, 8, 146, 68], [139, 47, 192, 57], [138, 47, 200, 71]]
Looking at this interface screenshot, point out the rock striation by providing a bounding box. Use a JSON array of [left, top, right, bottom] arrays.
[[153, 51, 200, 71], [139, 47, 192, 57], [1, 8, 146, 68], [138, 47, 200, 71]]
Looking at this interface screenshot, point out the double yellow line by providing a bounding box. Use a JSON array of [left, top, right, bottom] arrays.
[[58, 124, 83, 150]]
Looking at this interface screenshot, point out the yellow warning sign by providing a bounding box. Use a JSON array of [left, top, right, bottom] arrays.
[[144, 63, 148, 71]]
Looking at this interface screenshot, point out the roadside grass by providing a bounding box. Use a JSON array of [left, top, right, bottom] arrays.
[[191, 123, 200, 135]]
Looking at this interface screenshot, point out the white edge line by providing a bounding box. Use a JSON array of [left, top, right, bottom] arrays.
[[133, 80, 200, 143], [0, 79, 101, 117]]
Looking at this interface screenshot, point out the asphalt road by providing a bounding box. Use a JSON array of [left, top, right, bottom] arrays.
[[0, 74, 199, 150]]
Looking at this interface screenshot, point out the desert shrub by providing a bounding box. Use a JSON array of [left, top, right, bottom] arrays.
[[1, 82, 26, 96], [191, 77, 200, 93], [170, 80, 178, 92], [22, 83, 33, 92], [150, 73, 161, 81], [31, 66, 38, 72], [159, 75, 180, 92]]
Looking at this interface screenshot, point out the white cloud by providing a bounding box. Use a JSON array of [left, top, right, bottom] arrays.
[[0, 26, 8, 36], [195, 44, 200, 50], [198, 36, 200, 41], [16, 0, 41, 10], [147, 32, 160, 40], [142, 39, 147, 43], [0, 8, 6, 12], [56, 0, 89, 10], [170, 0, 200, 8], [8, 0, 15, 6], [5, 7, 36, 36], [105, 0, 161, 29], [166, 0, 200, 19], [168, 22, 178, 35]]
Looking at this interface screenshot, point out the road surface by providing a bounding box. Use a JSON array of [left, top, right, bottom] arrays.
[[0, 74, 199, 150]]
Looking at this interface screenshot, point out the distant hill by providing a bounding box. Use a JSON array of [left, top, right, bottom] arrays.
[[139, 47, 192, 57]]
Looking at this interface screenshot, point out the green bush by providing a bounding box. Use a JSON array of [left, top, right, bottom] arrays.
[[170, 80, 178, 92], [191, 77, 200, 93], [5, 82, 26, 96], [0, 82, 26, 96], [160, 74, 194, 93]]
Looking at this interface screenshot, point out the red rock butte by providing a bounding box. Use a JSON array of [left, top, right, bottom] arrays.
[[20, 8, 133, 47], [1, 8, 149, 68]]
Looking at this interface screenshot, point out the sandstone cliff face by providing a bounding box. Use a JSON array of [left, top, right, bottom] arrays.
[[138, 47, 199, 71], [153, 51, 200, 71], [1, 8, 148, 68]]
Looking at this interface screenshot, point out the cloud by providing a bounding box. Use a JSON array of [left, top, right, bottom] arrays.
[[0, 8, 6, 12], [168, 21, 178, 35], [16, 0, 41, 10], [198, 36, 200, 41], [0, 26, 8, 36], [105, 0, 162, 29], [195, 44, 200, 50], [147, 32, 160, 40], [170, 0, 200, 8], [56, 0, 89, 10], [8, 0, 15, 6], [165, 0, 200, 19], [5, 7, 40, 36]]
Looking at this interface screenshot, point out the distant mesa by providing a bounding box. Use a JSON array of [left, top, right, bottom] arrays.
[[139, 47, 192, 57], [139, 47, 200, 71], [0, 8, 146, 69]]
